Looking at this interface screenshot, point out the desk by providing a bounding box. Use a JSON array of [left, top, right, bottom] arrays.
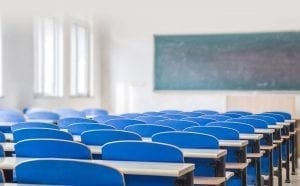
[[239, 134, 263, 140], [0, 157, 195, 185]]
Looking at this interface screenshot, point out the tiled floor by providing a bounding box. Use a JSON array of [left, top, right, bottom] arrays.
[[278, 160, 300, 186]]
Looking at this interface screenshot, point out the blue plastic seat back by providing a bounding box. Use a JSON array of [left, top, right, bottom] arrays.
[[93, 115, 124, 123], [143, 111, 165, 116], [54, 108, 85, 119], [0, 132, 5, 143], [67, 123, 115, 135], [183, 117, 217, 126], [207, 121, 255, 133], [227, 118, 268, 129], [81, 129, 142, 145], [135, 116, 168, 123], [258, 113, 285, 122], [26, 111, 60, 120], [0, 145, 4, 157], [105, 119, 145, 129], [159, 110, 183, 114], [201, 114, 231, 121], [102, 141, 184, 163], [155, 119, 199, 131], [264, 111, 291, 120], [226, 111, 252, 116], [243, 115, 277, 125], [124, 124, 176, 137], [0, 111, 25, 122], [13, 128, 73, 142], [180, 112, 204, 117], [57, 117, 97, 128], [11, 122, 59, 132], [160, 114, 187, 120], [192, 110, 219, 115], [184, 126, 240, 140], [221, 113, 242, 118], [15, 139, 92, 159], [120, 113, 144, 119], [16, 159, 124, 186], [82, 108, 108, 118], [152, 131, 219, 149]]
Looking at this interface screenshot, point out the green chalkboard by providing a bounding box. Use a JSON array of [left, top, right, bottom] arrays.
[[154, 32, 300, 90]]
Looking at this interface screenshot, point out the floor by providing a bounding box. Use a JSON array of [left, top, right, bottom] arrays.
[[278, 159, 300, 186]]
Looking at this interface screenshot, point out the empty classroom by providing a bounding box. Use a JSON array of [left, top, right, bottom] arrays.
[[0, 0, 299, 185]]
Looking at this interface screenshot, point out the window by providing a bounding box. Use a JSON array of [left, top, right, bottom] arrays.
[[70, 21, 93, 96], [34, 17, 63, 97]]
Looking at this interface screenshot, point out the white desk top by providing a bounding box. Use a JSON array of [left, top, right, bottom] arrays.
[[239, 133, 263, 140], [25, 119, 56, 124], [285, 119, 295, 123], [0, 157, 194, 177], [276, 122, 290, 126], [4, 133, 13, 141], [254, 128, 275, 134], [268, 125, 283, 129]]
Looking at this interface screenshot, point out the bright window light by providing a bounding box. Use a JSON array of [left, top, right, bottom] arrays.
[[34, 17, 63, 97]]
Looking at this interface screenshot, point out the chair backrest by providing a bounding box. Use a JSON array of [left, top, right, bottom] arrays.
[[159, 110, 183, 114], [124, 124, 176, 137], [184, 126, 240, 140], [11, 122, 59, 132], [228, 118, 268, 129], [221, 113, 242, 118], [81, 129, 142, 145], [143, 111, 165, 116], [0, 132, 5, 142], [200, 114, 232, 121], [226, 111, 252, 116], [183, 117, 217, 126], [15, 139, 92, 159], [120, 113, 144, 119], [105, 119, 145, 129], [26, 111, 60, 120], [264, 111, 291, 120], [258, 113, 285, 122], [93, 115, 124, 123], [192, 110, 219, 115], [242, 115, 277, 125], [180, 112, 204, 117], [0, 145, 4, 157], [102, 141, 184, 163], [155, 119, 199, 131], [67, 123, 115, 135], [160, 114, 187, 120], [0, 111, 25, 122], [152, 131, 219, 149], [54, 108, 85, 119], [207, 121, 255, 133], [16, 159, 124, 186], [13, 128, 73, 142], [135, 116, 168, 123], [57, 118, 97, 128], [82, 108, 108, 118]]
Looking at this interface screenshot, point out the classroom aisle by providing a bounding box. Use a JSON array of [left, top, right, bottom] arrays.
[[283, 160, 300, 186]]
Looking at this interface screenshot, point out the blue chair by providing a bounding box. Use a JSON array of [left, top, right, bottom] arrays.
[[258, 113, 285, 122], [135, 116, 168, 123], [180, 112, 205, 117], [0, 111, 25, 133], [16, 159, 124, 185], [81, 129, 142, 146], [82, 108, 108, 118], [159, 110, 183, 114], [227, 118, 268, 129], [242, 115, 277, 125], [183, 117, 217, 126], [120, 113, 144, 119], [57, 117, 97, 128], [226, 111, 252, 116], [15, 139, 91, 159], [11, 122, 59, 132], [13, 128, 73, 142], [105, 119, 145, 130], [67, 123, 115, 135], [201, 114, 232, 121], [54, 108, 85, 119], [206, 121, 255, 133], [0, 131, 5, 142], [143, 111, 165, 116], [93, 115, 124, 123], [221, 113, 242, 118], [124, 124, 176, 137], [23, 107, 49, 114], [102, 141, 183, 186], [160, 114, 187, 120], [264, 111, 291, 120], [26, 111, 59, 121], [192, 110, 218, 115], [184, 126, 240, 140], [155, 119, 199, 131]]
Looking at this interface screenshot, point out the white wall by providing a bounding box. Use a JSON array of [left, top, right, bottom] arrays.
[[1, 0, 300, 115]]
